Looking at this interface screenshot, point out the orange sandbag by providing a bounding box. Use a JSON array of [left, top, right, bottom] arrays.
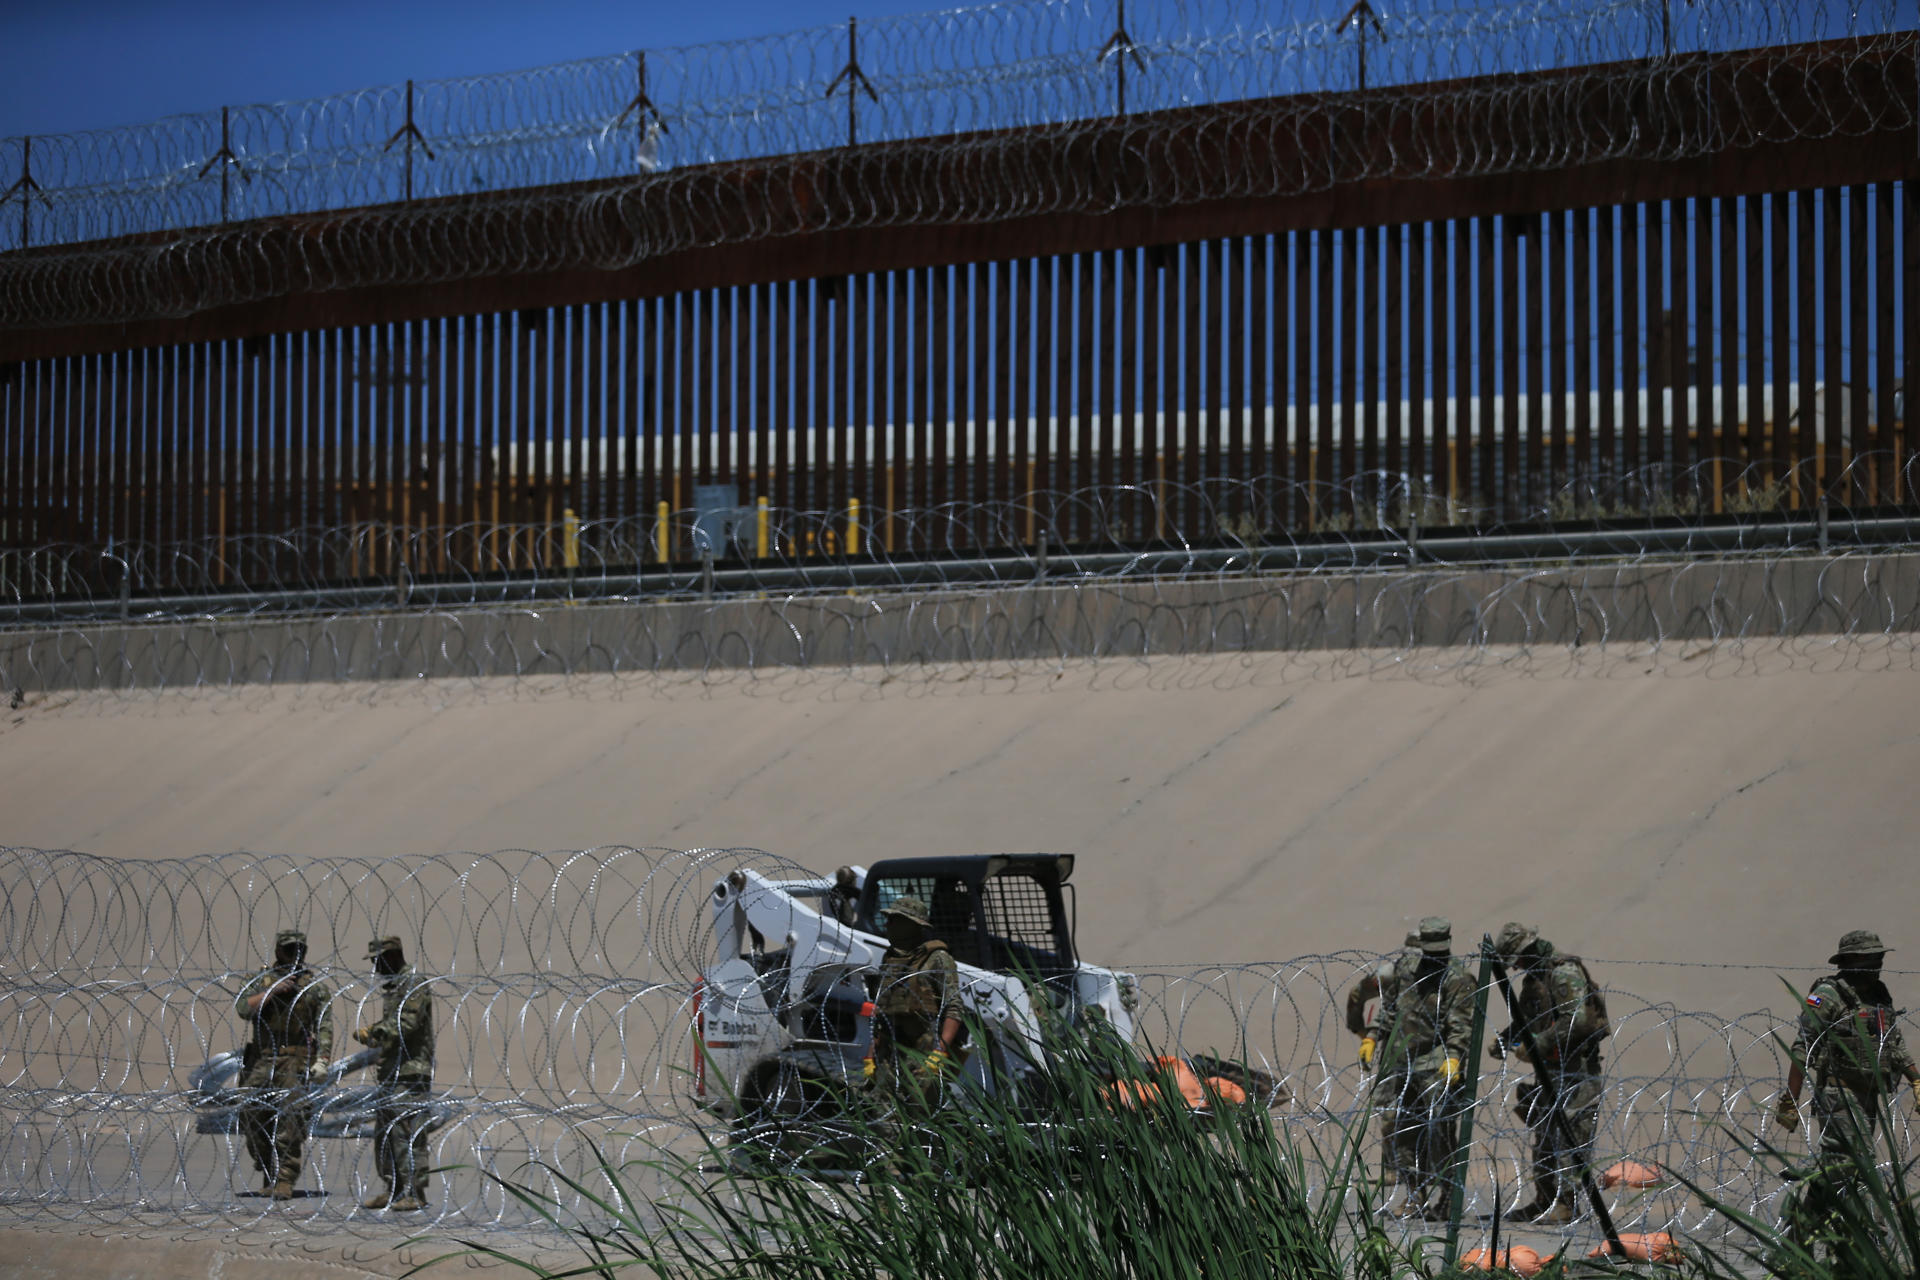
[[1599, 1159, 1666, 1189], [1457, 1245, 1544, 1275], [1202, 1074, 1249, 1105], [1102, 1079, 1164, 1108], [1588, 1232, 1679, 1263], [1103, 1059, 1249, 1111], [1151, 1056, 1210, 1109]]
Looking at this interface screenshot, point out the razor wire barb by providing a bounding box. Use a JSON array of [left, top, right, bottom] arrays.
[[0, 845, 1907, 1247], [0, 0, 1914, 328]]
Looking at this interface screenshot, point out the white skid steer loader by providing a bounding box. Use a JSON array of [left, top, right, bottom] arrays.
[[695, 853, 1281, 1166]]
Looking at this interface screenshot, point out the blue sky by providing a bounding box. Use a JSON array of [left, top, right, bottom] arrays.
[[1, 0, 943, 138]]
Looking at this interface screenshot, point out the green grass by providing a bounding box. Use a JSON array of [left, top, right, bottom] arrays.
[[405, 1028, 1443, 1280], [404, 1025, 1920, 1279], [1672, 1084, 1920, 1280]]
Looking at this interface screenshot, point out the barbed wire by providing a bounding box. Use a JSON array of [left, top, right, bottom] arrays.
[[0, 0, 1910, 329], [1, 462, 1916, 696], [0, 845, 1903, 1250]]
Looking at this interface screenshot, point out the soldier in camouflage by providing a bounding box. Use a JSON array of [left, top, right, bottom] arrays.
[[863, 896, 965, 1113], [1489, 921, 1608, 1225], [1772, 930, 1920, 1250], [1360, 917, 1476, 1221], [1347, 929, 1423, 1189], [351, 936, 437, 1212], [233, 929, 334, 1200]]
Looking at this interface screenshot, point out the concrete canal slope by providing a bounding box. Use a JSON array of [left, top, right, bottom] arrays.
[[2, 638, 1915, 1018]]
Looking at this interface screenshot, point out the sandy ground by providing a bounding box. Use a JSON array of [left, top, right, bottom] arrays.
[[2, 636, 1918, 1274]]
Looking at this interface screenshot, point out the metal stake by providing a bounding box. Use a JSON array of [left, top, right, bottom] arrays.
[[384, 80, 436, 202], [1440, 945, 1496, 1270], [1341, 0, 1385, 91], [1098, 0, 1147, 117], [196, 107, 249, 223], [824, 17, 879, 148], [3, 137, 41, 251], [613, 51, 669, 170]]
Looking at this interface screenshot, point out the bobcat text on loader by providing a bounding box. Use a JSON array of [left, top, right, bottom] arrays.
[[695, 853, 1281, 1163]]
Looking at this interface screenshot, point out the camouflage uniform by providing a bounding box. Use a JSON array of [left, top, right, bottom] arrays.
[[1347, 933, 1422, 1037], [1366, 917, 1475, 1217], [1348, 931, 1422, 1187], [1779, 930, 1919, 1249], [353, 937, 436, 1211], [868, 897, 964, 1114], [233, 929, 334, 1195], [1493, 922, 1607, 1220]]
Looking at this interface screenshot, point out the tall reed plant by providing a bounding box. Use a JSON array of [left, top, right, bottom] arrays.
[[1676, 1084, 1920, 1280], [409, 1026, 1435, 1280]]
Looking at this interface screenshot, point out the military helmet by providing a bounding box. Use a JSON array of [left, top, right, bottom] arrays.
[[274, 929, 308, 952], [1416, 915, 1453, 956], [881, 895, 932, 927], [366, 935, 405, 961], [1830, 929, 1892, 965], [1492, 921, 1538, 961]]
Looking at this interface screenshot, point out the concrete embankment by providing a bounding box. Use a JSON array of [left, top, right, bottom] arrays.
[[2, 550, 1915, 691]]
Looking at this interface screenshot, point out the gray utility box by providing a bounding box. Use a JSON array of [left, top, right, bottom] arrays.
[[691, 484, 757, 559]]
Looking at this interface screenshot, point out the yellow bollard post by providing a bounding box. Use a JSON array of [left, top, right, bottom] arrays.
[[656, 500, 671, 565], [757, 496, 770, 559], [562, 507, 579, 602], [847, 498, 860, 557]]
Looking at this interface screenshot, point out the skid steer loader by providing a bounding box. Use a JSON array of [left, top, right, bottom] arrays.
[[695, 853, 1282, 1166]]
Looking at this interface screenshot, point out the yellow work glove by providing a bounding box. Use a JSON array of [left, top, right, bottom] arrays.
[[924, 1049, 952, 1076], [1774, 1095, 1801, 1133], [1441, 1057, 1462, 1087], [307, 1059, 331, 1084], [1358, 1037, 1377, 1071], [861, 1056, 876, 1081], [351, 1026, 372, 1046]]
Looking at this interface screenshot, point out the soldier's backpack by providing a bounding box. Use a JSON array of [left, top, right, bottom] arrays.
[[1562, 955, 1611, 1058], [1810, 974, 1905, 1090]]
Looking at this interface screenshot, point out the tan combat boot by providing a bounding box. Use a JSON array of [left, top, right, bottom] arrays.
[[269, 1181, 296, 1201], [388, 1189, 427, 1212], [361, 1189, 392, 1210]]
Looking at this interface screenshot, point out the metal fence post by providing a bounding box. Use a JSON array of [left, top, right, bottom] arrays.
[[383, 80, 435, 201], [824, 16, 879, 147], [1441, 944, 1496, 1269], [1098, 0, 1146, 116], [3, 137, 39, 251]]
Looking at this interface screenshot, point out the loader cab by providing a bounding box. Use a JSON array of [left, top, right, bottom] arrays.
[[856, 854, 1078, 979]]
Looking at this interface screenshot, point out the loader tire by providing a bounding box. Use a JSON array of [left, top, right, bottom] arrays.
[[730, 1059, 855, 1172]]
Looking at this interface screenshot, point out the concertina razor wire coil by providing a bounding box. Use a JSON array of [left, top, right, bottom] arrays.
[[0, 845, 1906, 1244], [0, 0, 1913, 328]]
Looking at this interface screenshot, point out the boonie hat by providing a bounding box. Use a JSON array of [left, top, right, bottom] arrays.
[[1417, 916, 1453, 956], [1492, 921, 1538, 960], [274, 929, 308, 951], [1830, 929, 1891, 965], [882, 895, 932, 927], [366, 935, 405, 960]]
